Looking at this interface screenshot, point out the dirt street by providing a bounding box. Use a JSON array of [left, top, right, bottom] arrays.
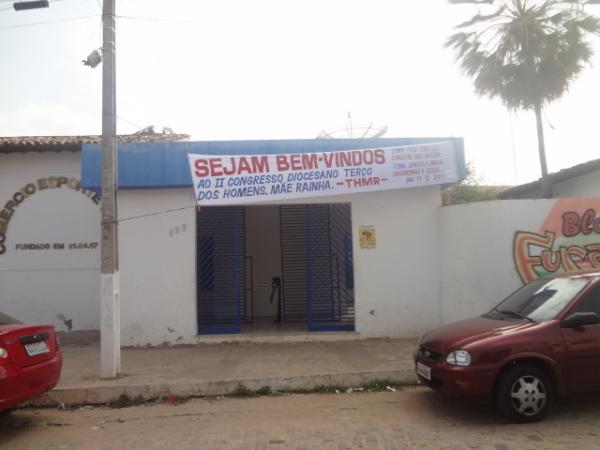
[[1, 387, 599, 450]]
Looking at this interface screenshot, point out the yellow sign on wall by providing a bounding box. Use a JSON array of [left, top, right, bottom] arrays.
[[359, 225, 376, 249]]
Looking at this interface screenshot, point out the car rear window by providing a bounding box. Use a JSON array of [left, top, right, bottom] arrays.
[[0, 312, 22, 325]]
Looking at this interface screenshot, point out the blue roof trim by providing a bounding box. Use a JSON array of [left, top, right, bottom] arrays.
[[81, 137, 466, 191]]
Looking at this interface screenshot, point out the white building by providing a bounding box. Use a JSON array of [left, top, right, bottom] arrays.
[[0, 134, 187, 336], [1, 136, 467, 346], [5, 136, 598, 348]]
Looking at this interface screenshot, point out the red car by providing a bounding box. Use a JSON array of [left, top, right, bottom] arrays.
[[0, 312, 63, 413], [415, 272, 600, 422]]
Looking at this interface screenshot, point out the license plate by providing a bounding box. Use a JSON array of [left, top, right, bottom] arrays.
[[416, 362, 431, 380], [25, 340, 49, 357]]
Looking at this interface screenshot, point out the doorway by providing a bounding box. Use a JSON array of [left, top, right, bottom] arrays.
[[196, 203, 355, 334]]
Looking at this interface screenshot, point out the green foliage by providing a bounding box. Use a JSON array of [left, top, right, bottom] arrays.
[[442, 184, 505, 205], [446, 0, 600, 111], [447, 0, 600, 195], [442, 163, 505, 205], [255, 386, 273, 396], [231, 383, 258, 397], [108, 393, 147, 408], [228, 379, 413, 398]]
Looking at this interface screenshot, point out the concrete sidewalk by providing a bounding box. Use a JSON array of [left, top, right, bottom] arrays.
[[33, 336, 419, 407]]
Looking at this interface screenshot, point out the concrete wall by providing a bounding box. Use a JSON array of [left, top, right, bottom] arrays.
[[0, 152, 100, 331], [10, 155, 596, 345], [508, 170, 599, 199], [553, 171, 599, 198], [440, 199, 556, 324], [256, 186, 444, 338], [117, 185, 444, 344], [349, 186, 443, 338], [6, 152, 596, 346], [118, 189, 197, 346]]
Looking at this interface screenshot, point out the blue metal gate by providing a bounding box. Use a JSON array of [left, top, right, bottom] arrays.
[[326, 204, 355, 331], [280, 204, 354, 331], [196, 206, 245, 334]]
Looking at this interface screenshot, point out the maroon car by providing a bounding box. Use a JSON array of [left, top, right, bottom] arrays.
[[0, 313, 63, 413], [415, 272, 600, 422]]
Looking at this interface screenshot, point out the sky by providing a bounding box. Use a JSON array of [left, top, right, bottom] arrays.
[[0, 0, 599, 186]]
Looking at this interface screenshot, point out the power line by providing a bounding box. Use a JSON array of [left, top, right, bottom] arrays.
[[0, 267, 100, 272], [0, 13, 98, 30], [115, 14, 190, 24], [116, 115, 146, 132], [0, 0, 62, 11], [102, 203, 198, 225], [0, 12, 188, 30]]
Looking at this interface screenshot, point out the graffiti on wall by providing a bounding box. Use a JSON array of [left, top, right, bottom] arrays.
[[514, 198, 600, 283]]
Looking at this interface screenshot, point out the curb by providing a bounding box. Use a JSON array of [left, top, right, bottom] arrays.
[[31, 369, 417, 407]]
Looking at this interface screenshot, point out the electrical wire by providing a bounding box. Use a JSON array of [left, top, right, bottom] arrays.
[[0, 0, 63, 11], [102, 203, 198, 225], [116, 116, 146, 132], [0, 267, 100, 272], [0, 14, 98, 30], [0, 12, 187, 30], [115, 14, 190, 24]]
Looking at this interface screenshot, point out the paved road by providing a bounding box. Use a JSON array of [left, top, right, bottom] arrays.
[[2, 387, 600, 450]]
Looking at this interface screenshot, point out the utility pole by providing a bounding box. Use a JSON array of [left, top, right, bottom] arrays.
[[100, 0, 121, 378]]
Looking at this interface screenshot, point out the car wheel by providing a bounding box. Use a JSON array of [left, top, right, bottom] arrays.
[[495, 364, 553, 423]]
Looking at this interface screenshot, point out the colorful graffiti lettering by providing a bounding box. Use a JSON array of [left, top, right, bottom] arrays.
[[513, 199, 600, 283]]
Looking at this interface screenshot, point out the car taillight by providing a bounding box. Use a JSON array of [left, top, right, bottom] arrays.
[[0, 347, 8, 364]]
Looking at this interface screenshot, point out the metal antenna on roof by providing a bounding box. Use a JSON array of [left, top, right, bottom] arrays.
[[316, 114, 387, 139]]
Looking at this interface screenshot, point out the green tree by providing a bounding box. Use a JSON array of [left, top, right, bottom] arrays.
[[446, 0, 600, 197], [442, 163, 506, 205]]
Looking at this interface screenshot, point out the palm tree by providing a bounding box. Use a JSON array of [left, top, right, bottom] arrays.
[[446, 0, 600, 197]]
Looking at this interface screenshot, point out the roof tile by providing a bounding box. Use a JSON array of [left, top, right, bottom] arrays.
[[0, 133, 189, 152]]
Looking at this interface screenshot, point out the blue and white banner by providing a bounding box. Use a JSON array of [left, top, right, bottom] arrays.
[[188, 141, 461, 205]]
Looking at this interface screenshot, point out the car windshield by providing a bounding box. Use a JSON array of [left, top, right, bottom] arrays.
[[0, 312, 22, 325], [490, 278, 590, 322]]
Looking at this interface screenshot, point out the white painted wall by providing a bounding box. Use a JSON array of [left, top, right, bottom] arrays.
[[509, 170, 600, 199], [118, 185, 444, 344], [349, 186, 443, 338], [118, 189, 197, 346], [0, 152, 100, 331], [4, 153, 573, 346], [439, 200, 555, 325], [553, 171, 599, 198], [257, 186, 444, 338], [13, 152, 599, 347]]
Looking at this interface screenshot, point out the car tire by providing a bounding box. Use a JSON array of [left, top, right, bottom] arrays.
[[495, 364, 554, 423]]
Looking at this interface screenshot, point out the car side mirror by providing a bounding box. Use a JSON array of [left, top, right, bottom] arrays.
[[561, 312, 600, 329]]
